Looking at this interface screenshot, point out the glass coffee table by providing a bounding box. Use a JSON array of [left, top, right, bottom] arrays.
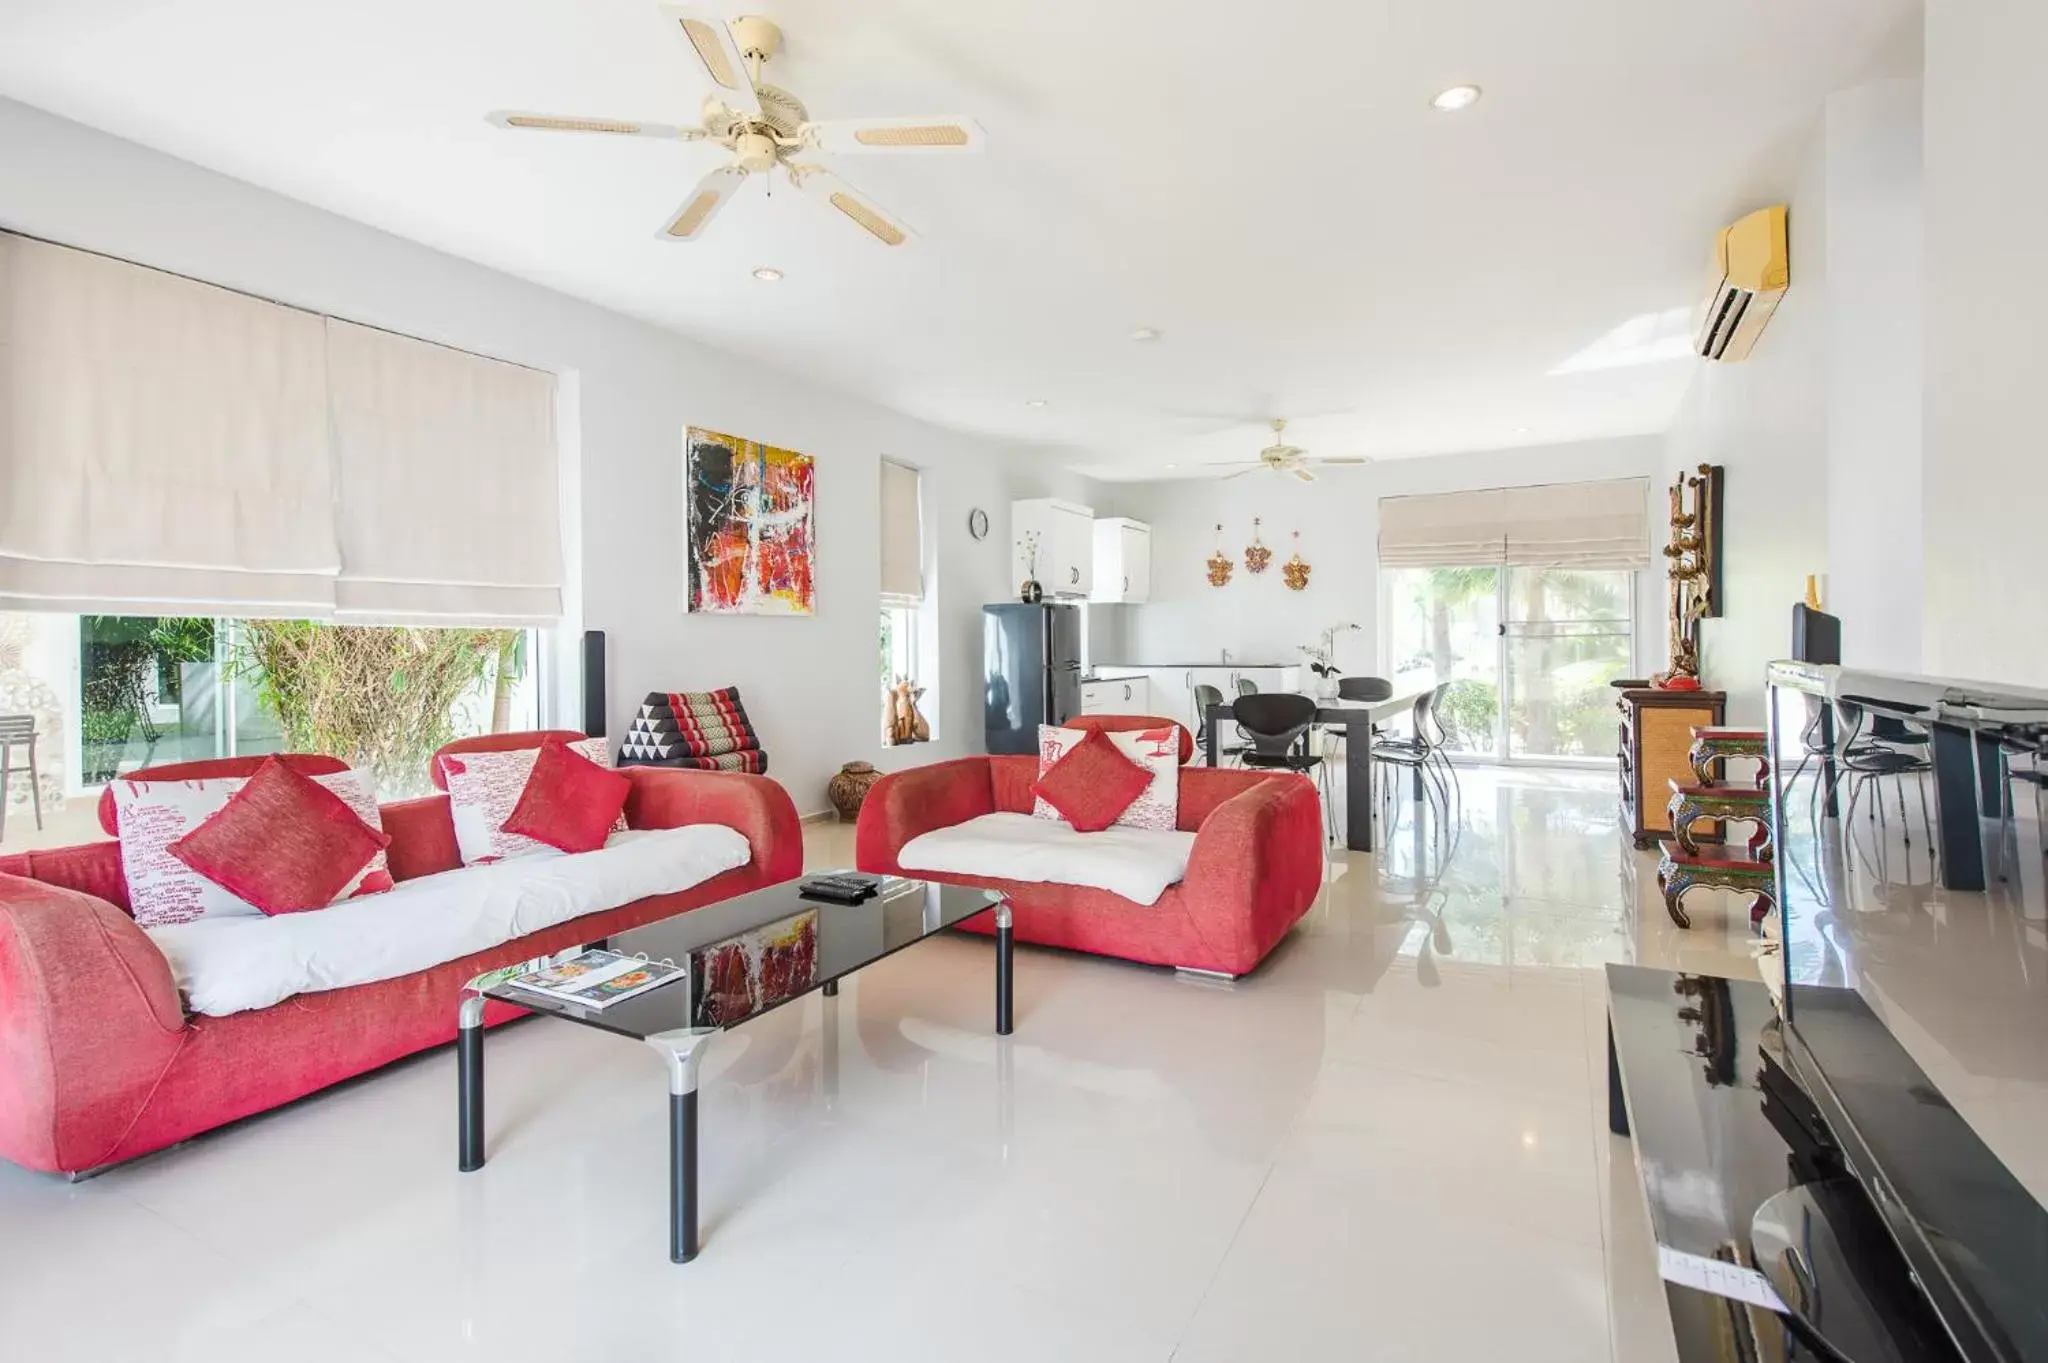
[[455, 874, 1009, 1263]]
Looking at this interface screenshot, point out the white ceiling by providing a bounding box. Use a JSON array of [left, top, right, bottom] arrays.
[[0, 0, 1920, 478]]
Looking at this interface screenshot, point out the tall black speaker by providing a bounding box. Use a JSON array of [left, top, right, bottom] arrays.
[[581, 630, 607, 738]]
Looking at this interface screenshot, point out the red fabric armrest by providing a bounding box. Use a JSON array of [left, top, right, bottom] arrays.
[[1179, 775, 1325, 969], [0, 873, 189, 1174], [855, 758, 998, 873], [622, 767, 803, 885]]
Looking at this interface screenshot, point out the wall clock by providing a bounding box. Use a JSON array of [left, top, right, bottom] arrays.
[[967, 508, 990, 540]]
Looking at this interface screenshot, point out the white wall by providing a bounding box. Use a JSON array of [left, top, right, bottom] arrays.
[[1100, 435, 1667, 679], [0, 98, 1089, 815], [1824, 78, 1924, 673], [1663, 119, 1831, 724], [1922, 3, 2048, 684]]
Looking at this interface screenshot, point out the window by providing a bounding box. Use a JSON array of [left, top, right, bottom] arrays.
[[0, 610, 541, 824], [1382, 567, 1634, 761], [879, 460, 932, 745]]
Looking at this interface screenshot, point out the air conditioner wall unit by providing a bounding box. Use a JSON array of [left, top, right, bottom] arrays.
[[1696, 204, 1789, 362]]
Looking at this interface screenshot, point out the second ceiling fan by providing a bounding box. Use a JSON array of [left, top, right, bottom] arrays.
[[1208, 420, 1371, 483], [487, 5, 986, 246]]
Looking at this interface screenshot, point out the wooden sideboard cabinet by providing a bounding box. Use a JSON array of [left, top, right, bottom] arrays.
[[1617, 687, 1728, 849]]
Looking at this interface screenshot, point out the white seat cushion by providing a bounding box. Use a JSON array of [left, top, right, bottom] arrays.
[[897, 812, 1197, 906], [147, 824, 751, 1017]]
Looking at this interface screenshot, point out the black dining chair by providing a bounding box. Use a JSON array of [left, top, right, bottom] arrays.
[[1234, 676, 1259, 698], [1192, 683, 1248, 767], [1234, 692, 1335, 842], [1322, 676, 1394, 764], [1831, 700, 1932, 845]]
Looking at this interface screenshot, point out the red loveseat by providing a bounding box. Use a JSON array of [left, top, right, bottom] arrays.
[[0, 732, 801, 1176], [855, 739, 1323, 978]]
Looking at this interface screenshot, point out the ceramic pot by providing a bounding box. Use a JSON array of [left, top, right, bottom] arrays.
[[828, 761, 882, 822], [1020, 579, 1044, 603], [1314, 676, 1341, 701]]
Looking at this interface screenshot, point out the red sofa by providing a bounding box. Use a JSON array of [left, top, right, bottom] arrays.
[[0, 732, 801, 1176], [855, 743, 1323, 978]]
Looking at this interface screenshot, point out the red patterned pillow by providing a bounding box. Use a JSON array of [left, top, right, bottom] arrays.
[[1032, 724, 1179, 831], [500, 739, 633, 855], [168, 758, 393, 916], [441, 736, 622, 863], [1031, 728, 1153, 832]]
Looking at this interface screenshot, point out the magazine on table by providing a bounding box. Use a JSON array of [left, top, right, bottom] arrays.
[[506, 949, 683, 1009]]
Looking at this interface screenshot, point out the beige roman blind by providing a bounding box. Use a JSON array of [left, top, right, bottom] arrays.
[[325, 320, 562, 624], [0, 232, 564, 624], [879, 458, 924, 602], [1379, 477, 1650, 569], [0, 233, 341, 615]]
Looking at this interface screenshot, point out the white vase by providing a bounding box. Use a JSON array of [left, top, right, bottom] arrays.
[[1314, 676, 1340, 701]]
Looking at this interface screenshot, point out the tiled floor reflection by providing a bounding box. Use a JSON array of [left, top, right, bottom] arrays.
[[1, 767, 1766, 1361]]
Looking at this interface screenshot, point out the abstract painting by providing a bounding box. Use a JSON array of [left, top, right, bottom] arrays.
[[686, 427, 817, 615]]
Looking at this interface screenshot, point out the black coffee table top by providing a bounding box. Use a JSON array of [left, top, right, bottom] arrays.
[[483, 873, 1001, 1042]]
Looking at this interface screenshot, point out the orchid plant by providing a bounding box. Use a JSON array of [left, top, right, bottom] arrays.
[[1299, 621, 1362, 679]]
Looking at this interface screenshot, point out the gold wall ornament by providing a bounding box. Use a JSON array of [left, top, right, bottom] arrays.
[[1205, 523, 1235, 587], [1655, 463, 1724, 688], [1244, 517, 1273, 574], [1281, 532, 1311, 591]]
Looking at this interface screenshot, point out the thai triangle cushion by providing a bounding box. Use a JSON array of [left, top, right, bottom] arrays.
[[147, 825, 753, 1017], [440, 736, 624, 864], [615, 688, 768, 773], [112, 769, 394, 928], [168, 757, 393, 915], [1031, 724, 1178, 831]]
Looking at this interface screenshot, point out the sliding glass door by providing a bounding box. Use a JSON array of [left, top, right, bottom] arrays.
[[1384, 566, 1634, 763]]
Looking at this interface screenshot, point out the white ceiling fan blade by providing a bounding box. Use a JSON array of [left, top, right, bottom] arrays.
[[487, 110, 705, 141], [1222, 468, 1262, 481], [802, 116, 986, 154], [657, 5, 761, 117], [1316, 456, 1373, 466], [654, 165, 749, 242], [1292, 467, 1318, 483], [790, 166, 917, 246]]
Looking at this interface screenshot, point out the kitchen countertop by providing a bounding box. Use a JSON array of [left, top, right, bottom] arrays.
[[1095, 662, 1302, 671]]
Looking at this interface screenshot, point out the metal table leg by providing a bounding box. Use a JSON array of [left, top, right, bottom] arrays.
[[457, 980, 489, 1172], [995, 901, 1014, 1036], [1346, 714, 1375, 852], [1931, 722, 1988, 892], [645, 1029, 718, 1264]]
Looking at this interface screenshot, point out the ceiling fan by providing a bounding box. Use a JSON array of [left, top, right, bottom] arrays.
[[486, 5, 985, 246], [1208, 420, 1372, 483]]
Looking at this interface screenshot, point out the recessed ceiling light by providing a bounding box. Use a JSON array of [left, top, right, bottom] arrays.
[[1431, 84, 1482, 112], [1163, 463, 1178, 469], [1024, 398, 1047, 408], [1129, 327, 1160, 342], [751, 266, 784, 282], [1514, 426, 1532, 437]]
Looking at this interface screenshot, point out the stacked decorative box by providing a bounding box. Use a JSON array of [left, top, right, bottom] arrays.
[[618, 689, 768, 774], [1655, 727, 1775, 930]]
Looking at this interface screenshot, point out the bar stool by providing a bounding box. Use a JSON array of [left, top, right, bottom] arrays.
[[0, 715, 43, 841]]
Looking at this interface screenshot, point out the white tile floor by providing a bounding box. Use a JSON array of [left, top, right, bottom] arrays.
[[0, 768, 1764, 1361]]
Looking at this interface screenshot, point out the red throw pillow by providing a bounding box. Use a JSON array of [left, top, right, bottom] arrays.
[[168, 757, 394, 915], [1031, 727, 1153, 832], [501, 738, 634, 855]]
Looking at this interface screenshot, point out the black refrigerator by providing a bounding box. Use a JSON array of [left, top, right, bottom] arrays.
[[983, 603, 1083, 754]]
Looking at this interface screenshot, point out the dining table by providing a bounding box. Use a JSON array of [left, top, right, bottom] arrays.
[[1204, 687, 1431, 853]]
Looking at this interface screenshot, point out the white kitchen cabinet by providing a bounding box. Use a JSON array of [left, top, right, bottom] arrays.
[[1079, 676, 1152, 716], [1011, 498, 1094, 598], [1088, 518, 1152, 604]]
